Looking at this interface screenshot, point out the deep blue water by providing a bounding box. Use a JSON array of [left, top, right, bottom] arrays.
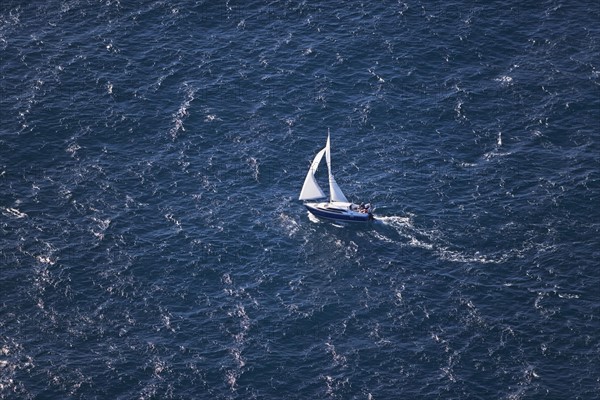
[[1, 1, 599, 398]]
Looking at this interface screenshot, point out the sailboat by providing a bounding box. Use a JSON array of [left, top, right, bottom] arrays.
[[299, 132, 374, 222]]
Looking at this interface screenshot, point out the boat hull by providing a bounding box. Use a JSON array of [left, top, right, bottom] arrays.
[[304, 202, 374, 222]]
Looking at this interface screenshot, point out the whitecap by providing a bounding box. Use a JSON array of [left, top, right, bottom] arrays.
[[247, 157, 259, 181], [368, 68, 385, 83], [36, 255, 56, 265], [222, 273, 233, 285], [152, 358, 168, 377], [2, 207, 27, 218], [495, 75, 513, 86], [161, 312, 175, 333], [92, 217, 111, 231], [483, 150, 513, 161], [205, 114, 219, 122], [325, 341, 347, 366], [164, 213, 181, 228], [169, 84, 198, 138], [557, 293, 580, 299], [230, 348, 245, 368], [225, 370, 238, 391], [455, 99, 465, 119], [66, 142, 81, 156]]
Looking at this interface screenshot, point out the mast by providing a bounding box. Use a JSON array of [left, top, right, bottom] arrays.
[[325, 132, 349, 203]]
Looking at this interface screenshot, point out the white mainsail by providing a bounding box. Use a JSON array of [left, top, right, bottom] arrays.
[[299, 133, 349, 203], [325, 134, 349, 203], [299, 147, 327, 200]]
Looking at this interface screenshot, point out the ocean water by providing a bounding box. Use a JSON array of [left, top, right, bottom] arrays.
[[1, 1, 599, 398]]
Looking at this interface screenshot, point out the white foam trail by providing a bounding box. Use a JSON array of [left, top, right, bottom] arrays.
[[376, 215, 412, 227], [376, 215, 509, 264]]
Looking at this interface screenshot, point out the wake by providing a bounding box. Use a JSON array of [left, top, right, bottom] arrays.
[[374, 215, 509, 264]]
